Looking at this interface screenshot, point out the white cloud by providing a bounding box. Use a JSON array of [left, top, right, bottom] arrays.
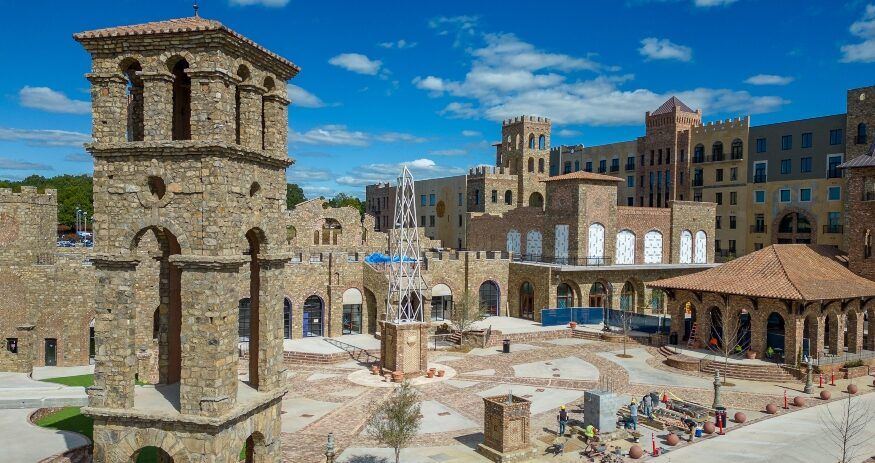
[[694, 0, 736, 6], [64, 153, 91, 162], [228, 0, 289, 6], [462, 130, 481, 137], [287, 84, 326, 108], [336, 158, 464, 187], [428, 149, 467, 156], [328, 53, 383, 75], [639, 37, 692, 62], [290, 125, 425, 146], [287, 166, 333, 183], [439, 102, 479, 119], [428, 15, 479, 47], [378, 39, 417, 49], [557, 129, 581, 137], [744, 74, 794, 86], [841, 4, 875, 63], [413, 76, 447, 94], [0, 128, 90, 147], [0, 158, 52, 171], [19, 87, 90, 114]]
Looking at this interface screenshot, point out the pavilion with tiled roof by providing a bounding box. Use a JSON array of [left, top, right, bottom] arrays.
[[649, 244, 875, 366]]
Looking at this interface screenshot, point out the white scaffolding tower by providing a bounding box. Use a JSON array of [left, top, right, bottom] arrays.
[[386, 167, 424, 323]]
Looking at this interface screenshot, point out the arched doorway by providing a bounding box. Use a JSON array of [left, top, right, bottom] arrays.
[[131, 446, 173, 463], [737, 310, 751, 351], [303, 296, 324, 337], [244, 228, 263, 388], [528, 192, 544, 208], [479, 281, 500, 316], [683, 303, 697, 342], [364, 288, 378, 334], [708, 307, 723, 348], [803, 314, 816, 359], [766, 312, 785, 359], [519, 282, 534, 320], [556, 283, 573, 308], [588, 282, 608, 308], [431, 284, 452, 321], [342, 288, 363, 335], [283, 298, 292, 340], [619, 281, 635, 312], [776, 211, 813, 244]]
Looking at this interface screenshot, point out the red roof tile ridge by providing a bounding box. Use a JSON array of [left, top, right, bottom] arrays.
[[771, 246, 805, 300]]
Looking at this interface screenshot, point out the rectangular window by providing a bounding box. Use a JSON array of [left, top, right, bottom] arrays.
[[715, 239, 722, 252], [716, 216, 721, 229], [680, 149, 686, 162], [729, 215, 737, 229], [828, 186, 841, 201], [780, 159, 791, 174], [585, 161, 592, 172], [679, 171, 684, 185], [611, 158, 620, 171], [563, 161, 572, 174], [491, 190, 497, 203], [716, 169, 724, 182], [458, 215, 462, 226], [754, 162, 767, 183], [780, 189, 791, 202], [627, 197, 634, 206], [715, 192, 723, 205], [627, 176, 634, 188], [458, 192, 463, 206], [755, 190, 765, 203], [801, 157, 812, 173], [801, 132, 812, 148], [649, 172, 654, 187], [574, 160, 580, 171], [599, 159, 607, 173], [829, 128, 843, 145], [728, 239, 737, 254], [429, 194, 435, 206], [730, 191, 737, 205], [781, 135, 792, 150], [650, 150, 655, 165], [420, 215, 426, 225], [429, 215, 435, 227], [694, 193, 702, 202], [730, 167, 738, 181], [626, 156, 635, 170], [828, 211, 841, 225], [800, 188, 811, 202], [474, 190, 480, 206], [827, 155, 843, 178], [754, 214, 765, 233], [756, 138, 766, 153], [420, 195, 426, 206], [5, 338, 17, 354]]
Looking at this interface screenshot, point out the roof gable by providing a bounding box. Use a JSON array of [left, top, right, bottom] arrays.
[[652, 96, 695, 115]]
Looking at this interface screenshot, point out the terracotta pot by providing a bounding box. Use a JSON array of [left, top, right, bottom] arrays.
[[429, 367, 436, 373], [437, 370, 445, 377], [702, 422, 715, 434], [371, 365, 380, 375], [426, 370, 434, 378], [391, 371, 404, 383], [569, 322, 578, 329], [820, 390, 831, 400], [745, 350, 758, 360], [793, 396, 805, 407], [628, 445, 644, 459], [765, 403, 778, 414], [665, 433, 680, 446], [847, 384, 859, 394], [384, 373, 392, 382], [734, 412, 747, 423]]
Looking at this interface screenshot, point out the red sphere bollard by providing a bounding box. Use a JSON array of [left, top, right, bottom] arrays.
[[703, 422, 716, 434], [629, 445, 644, 459], [765, 403, 778, 414], [848, 384, 859, 394], [666, 433, 680, 446], [734, 412, 747, 423], [793, 396, 805, 407], [820, 390, 832, 400]]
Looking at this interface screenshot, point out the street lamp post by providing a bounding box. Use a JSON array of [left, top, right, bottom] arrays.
[[324, 432, 335, 463]]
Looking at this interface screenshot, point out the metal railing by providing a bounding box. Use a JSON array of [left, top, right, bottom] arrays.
[[827, 168, 843, 179], [823, 224, 843, 234], [625, 163, 635, 171], [610, 165, 620, 172], [322, 337, 378, 363], [752, 174, 767, 183], [512, 254, 613, 266], [810, 349, 875, 366], [750, 224, 767, 233]]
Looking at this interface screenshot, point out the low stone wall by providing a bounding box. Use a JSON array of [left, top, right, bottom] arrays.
[[665, 355, 701, 372], [486, 329, 571, 347], [814, 359, 875, 378], [36, 446, 92, 463], [280, 349, 380, 365]]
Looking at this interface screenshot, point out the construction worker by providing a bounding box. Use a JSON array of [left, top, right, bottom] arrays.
[[642, 393, 653, 420], [557, 405, 569, 436], [583, 424, 599, 455], [629, 400, 639, 431]]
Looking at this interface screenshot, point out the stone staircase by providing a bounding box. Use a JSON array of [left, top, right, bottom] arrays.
[[657, 345, 799, 382]]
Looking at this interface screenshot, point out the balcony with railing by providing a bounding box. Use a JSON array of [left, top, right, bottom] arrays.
[[512, 254, 612, 266], [827, 168, 843, 179], [750, 224, 767, 234], [610, 164, 620, 172], [625, 162, 635, 171], [753, 173, 767, 183], [692, 154, 705, 163], [692, 177, 703, 187], [823, 224, 843, 234], [598, 166, 607, 173]]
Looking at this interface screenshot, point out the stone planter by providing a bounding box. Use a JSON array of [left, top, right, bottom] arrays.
[[839, 365, 870, 379], [745, 350, 758, 360], [734, 412, 747, 423], [820, 390, 831, 400], [765, 403, 778, 414], [847, 384, 859, 394]]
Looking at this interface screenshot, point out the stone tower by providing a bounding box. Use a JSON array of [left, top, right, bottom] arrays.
[[500, 116, 551, 207], [637, 97, 701, 207], [74, 15, 298, 463]]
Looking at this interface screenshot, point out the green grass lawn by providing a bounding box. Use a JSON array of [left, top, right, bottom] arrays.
[[34, 407, 93, 441], [41, 374, 94, 387]]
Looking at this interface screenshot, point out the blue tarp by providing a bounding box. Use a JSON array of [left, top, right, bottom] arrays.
[[364, 253, 418, 264], [540, 307, 669, 334]]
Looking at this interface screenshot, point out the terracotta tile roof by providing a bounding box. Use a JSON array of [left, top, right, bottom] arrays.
[[73, 16, 300, 76], [649, 244, 875, 301], [652, 96, 695, 115], [542, 171, 623, 183]]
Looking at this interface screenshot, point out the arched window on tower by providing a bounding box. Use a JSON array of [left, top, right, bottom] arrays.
[[858, 122, 868, 144], [122, 60, 144, 142], [262, 77, 275, 150], [538, 134, 546, 150], [527, 157, 535, 172], [170, 58, 191, 140], [538, 158, 545, 173], [504, 190, 513, 205], [235, 65, 250, 145], [528, 133, 535, 149], [730, 138, 743, 159]]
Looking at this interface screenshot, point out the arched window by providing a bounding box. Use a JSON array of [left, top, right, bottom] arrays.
[[431, 284, 452, 321], [122, 60, 144, 142], [504, 190, 513, 205], [587, 223, 605, 264], [538, 158, 545, 173], [766, 312, 785, 352], [557, 283, 573, 308], [321, 218, 342, 245], [170, 58, 191, 140], [515, 134, 521, 150], [644, 230, 663, 264], [859, 122, 868, 144], [519, 282, 534, 320], [679, 230, 693, 264], [152, 307, 160, 341], [525, 230, 542, 260], [235, 65, 250, 145], [694, 230, 707, 263], [528, 133, 535, 149], [538, 134, 546, 150], [283, 298, 292, 339], [528, 192, 544, 208], [620, 281, 635, 311], [615, 230, 635, 264], [262, 77, 275, 150], [478, 281, 500, 316], [588, 282, 608, 308], [342, 288, 363, 335], [712, 141, 723, 160], [527, 157, 535, 172], [730, 138, 743, 159], [238, 297, 251, 341], [866, 230, 872, 258], [506, 229, 521, 256], [303, 295, 323, 337]]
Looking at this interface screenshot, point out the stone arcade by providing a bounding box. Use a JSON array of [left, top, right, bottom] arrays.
[[74, 15, 298, 463]]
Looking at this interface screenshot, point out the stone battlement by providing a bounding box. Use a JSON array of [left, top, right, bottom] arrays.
[[468, 166, 513, 177], [691, 115, 750, 134], [502, 115, 551, 126], [423, 249, 509, 261], [0, 186, 57, 204]]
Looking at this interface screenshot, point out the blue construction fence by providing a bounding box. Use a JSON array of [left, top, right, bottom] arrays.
[[540, 307, 669, 334]]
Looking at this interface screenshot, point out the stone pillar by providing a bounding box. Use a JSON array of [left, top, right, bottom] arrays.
[[262, 93, 289, 157], [784, 314, 804, 366], [89, 256, 140, 409], [668, 300, 684, 343], [172, 255, 247, 416], [478, 395, 535, 463], [188, 70, 236, 143], [87, 73, 128, 143], [255, 254, 289, 392], [379, 321, 428, 376], [140, 72, 174, 141], [827, 312, 845, 355], [750, 312, 767, 359], [237, 83, 265, 150], [866, 308, 875, 351], [847, 308, 864, 354], [807, 314, 825, 359]]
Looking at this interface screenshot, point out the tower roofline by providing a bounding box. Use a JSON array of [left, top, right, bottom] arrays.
[[502, 115, 551, 126]]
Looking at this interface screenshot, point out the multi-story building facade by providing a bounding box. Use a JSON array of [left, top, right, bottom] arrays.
[[550, 141, 638, 206]]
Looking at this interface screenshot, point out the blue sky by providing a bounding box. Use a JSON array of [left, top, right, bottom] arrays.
[[2, 0, 875, 198]]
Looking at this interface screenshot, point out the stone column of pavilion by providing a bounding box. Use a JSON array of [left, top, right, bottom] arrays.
[[75, 14, 299, 463]]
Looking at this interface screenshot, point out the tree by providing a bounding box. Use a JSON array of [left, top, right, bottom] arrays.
[[286, 183, 305, 210], [616, 307, 635, 357], [707, 311, 742, 384], [0, 174, 93, 229], [449, 289, 488, 336], [819, 394, 872, 463], [367, 381, 422, 463], [326, 192, 364, 217]]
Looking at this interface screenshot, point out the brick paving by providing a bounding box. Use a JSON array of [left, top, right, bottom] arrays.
[[276, 337, 873, 462]]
